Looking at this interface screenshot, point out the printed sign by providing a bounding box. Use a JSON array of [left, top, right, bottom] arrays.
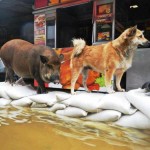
[[96, 3, 113, 42], [34, 14, 46, 45], [96, 3, 113, 23]]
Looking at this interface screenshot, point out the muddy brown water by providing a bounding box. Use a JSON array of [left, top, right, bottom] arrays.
[[0, 106, 150, 150]]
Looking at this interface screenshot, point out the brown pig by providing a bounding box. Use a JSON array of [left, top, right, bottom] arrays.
[[0, 39, 63, 93]]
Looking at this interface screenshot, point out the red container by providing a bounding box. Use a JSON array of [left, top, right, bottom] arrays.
[[35, 0, 48, 9]]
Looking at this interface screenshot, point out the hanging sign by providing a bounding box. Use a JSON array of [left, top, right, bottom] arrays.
[[34, 14, 46, 45]]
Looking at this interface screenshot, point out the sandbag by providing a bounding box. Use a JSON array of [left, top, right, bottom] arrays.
[[0, 82, 11, 99], [31, 102, 48, 108], [98, 92, 137, 114], [115, 111, 150, 129], [61, 92, 105, 112], [146, 92, 150, 96], [83, 110, 121, 122], [15, 78, 27, 86], [126, 88, 150, 119], [56, 92, 72, 102], [6, 84, 36, 99], [49, 103, 66, 112], [56, 107, 88, 118], [0, 98, 12, 106], [11, 97, 33, 107], [29, 92, 57, 106]]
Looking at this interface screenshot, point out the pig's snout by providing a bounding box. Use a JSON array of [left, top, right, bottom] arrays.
[[50, 75, 60, 84]]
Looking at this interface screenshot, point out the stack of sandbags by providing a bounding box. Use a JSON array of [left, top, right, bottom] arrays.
[[115, 88, 150, 129], [55, 92, 137, 121], [1, 80, 150, 129], [0, 81, 36, 107], [0, 82, 13, 106]]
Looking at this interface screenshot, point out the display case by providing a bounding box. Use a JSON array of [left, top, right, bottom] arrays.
[[93, 0, 115, 44], [126, 48, 150, 91]]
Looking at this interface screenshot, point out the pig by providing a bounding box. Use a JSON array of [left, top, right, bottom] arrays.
[[0, 39, 63, 93]]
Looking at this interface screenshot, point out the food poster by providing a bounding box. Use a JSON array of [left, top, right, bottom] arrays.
[[48, 0, 59, 5], [96, 3, 113, 42], [48, 0, 83, 6], [34, 47, 114, 92], [34, 14, 46, 45]]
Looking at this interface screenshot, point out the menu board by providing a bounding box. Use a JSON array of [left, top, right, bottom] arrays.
[[34, 14, 46, 45], [96, 3, 113, 42]]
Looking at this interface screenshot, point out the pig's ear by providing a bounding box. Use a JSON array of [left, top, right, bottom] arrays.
[[40, 55, 49, 64], [59, 54, 64, 62]]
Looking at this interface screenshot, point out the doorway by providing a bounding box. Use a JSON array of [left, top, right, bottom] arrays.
[[56, 2, 93, 48]]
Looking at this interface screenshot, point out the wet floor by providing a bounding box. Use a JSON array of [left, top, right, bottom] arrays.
[[0, 106, 150, 150]]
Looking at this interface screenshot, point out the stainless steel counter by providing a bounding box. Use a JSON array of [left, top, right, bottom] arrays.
[[126, 48, 150, 91]]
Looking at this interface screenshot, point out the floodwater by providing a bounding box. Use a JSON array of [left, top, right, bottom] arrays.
[[0, 106, 150, 150]]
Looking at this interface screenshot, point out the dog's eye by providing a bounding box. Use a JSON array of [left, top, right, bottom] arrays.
[[138, 35, 142, 38]]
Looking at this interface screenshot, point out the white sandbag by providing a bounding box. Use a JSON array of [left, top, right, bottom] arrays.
[[56, 92, 72, 102], [146, 92, 150, 96], [15, 78, 27, 86], [61, 93, 105, 113], [49, 103, 66, 112], [0, 98, 12, 106], [98, 92, 137, 114], [11, 97, 33, 107], [6, 84, 36, 99], [126, 88, 150, 119], [29, 92, 57, 106], [31, 102, 48, 108], [115, 111, 150, 129], [0, 82, 11, 99], [56, 107, 88, 118], [83, 110, 121, 122]]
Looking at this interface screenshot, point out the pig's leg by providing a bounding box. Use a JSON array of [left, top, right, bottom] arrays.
[[5, 68, 15, 85], [5, 68, 9, 82], [35, 76, 46, 94]]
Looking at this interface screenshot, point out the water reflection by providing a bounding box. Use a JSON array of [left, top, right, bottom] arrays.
[[0, 106, 150, 150]]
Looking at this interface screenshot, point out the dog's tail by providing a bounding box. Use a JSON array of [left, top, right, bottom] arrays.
[[72, 38, 86, 56], [70, 39, 86, 68]]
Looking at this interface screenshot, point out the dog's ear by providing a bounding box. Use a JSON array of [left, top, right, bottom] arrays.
[[127, 25, 137, 37]]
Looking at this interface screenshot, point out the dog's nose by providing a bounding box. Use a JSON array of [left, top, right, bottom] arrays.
[[143, 41, 150, 47]]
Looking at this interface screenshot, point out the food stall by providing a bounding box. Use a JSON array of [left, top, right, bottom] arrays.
[[33, 0, 115, 92]]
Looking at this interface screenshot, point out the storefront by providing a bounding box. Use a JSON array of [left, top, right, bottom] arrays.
[[33, 0, 115, 47], [33, 0, 150, 91]]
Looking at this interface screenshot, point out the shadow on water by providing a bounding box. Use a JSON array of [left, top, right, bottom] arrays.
[[0, 106, 150, 150]]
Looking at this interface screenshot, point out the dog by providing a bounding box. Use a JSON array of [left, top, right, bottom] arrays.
[[70, 26, 149, 94]]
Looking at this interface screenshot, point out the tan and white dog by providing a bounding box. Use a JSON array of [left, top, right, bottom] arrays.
[[70, 26, 149, 94]]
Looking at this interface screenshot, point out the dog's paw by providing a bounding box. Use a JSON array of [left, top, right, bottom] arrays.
[[71, 92, 76, 95], [118, 88, 125, 92], [86, 89, 91, 93]]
